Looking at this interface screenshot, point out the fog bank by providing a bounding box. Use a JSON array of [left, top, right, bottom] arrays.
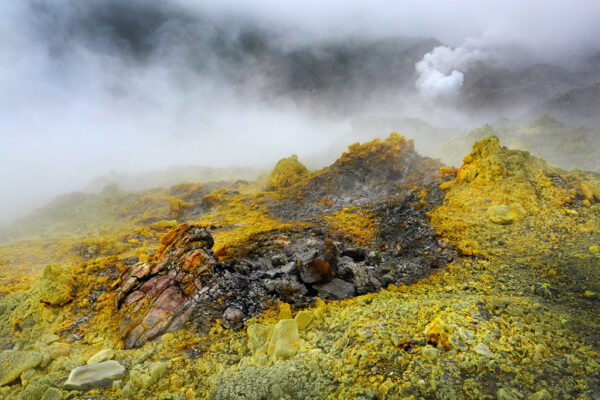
[[1, 0, 599, 225]]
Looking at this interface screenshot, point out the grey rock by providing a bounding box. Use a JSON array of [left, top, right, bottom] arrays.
[[336, 262, 382, 295], [342, 247, 367, 261], [280, 262, 297, 275], [298, 240, 338, 284], [64, 360, 125, 391], [222, 305, 245, 329], [262, 277, 308, 302], [298, 249, 319, 264], [314, 278, 356, 300], [366, 251, 381, 265], [270, 254, 287, 267], [265, 262, 297, 279]]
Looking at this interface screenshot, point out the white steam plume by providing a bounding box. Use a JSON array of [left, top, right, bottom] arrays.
[[415, 45, 484, 99]]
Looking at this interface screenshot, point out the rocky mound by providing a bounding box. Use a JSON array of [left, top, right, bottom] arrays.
[[266, 155, 309, 191], [110, 133, 454, 348], [269, 133, 443, 221]]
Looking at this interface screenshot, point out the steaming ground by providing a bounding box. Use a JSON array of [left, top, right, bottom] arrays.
[[1, 0, 599, 226]]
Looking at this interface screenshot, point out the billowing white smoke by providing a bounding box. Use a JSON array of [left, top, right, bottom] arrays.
[[415, 45, 484, 99]]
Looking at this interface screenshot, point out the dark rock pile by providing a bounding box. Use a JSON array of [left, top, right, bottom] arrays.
[[116, 184, 455, 349], [269, 133, 442, 222]]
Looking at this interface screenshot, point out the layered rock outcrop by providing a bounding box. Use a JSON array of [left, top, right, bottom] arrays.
[[117, 224, 216, 349]]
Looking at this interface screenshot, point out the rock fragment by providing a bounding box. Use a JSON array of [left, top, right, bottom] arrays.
[[313, 278, 356, 300], [341, 247, 367, 261], [222, 305, 244, 329], [531, 282, 559, 299], [474, 343, 494, 358], [87, 348, 114, 365], [267, 319, 300, 360], [0, 350, 43, 386], [489, 204, 526, 225], [48, 343, 70, 360], [37, 264, 74, 306], [117, 224, 216, 348], [64, 360, 125, 391], [297, 240, 338, 284]]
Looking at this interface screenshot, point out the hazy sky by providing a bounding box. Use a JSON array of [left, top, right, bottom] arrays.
[[1, 0, 599, 225]]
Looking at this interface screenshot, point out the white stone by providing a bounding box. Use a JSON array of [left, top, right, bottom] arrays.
[[64, 360, 125, 391]]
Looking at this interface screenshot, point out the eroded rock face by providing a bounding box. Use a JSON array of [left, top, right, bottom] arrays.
[[117, 224, 217, 349]]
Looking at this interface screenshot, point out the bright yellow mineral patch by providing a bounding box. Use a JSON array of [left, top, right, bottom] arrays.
[[193, 189, 293, 261], [428, 135, 597, 259], [488, 203, 527, 224], [37, 264, 74, 306], [323, 206, 376, 245], [266, 155, 309, 191], [339, 132, 414, 165], [267, 319, 300, 360], [423, 314, 451, 350]]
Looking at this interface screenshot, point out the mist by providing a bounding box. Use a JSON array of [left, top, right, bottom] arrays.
[[1, 0, 600, 226]]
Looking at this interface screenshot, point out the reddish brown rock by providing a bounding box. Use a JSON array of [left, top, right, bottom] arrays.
[[116, 224, 216, 349]]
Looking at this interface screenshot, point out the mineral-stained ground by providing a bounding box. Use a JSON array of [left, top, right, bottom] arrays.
[[0, 133, 599, 399]]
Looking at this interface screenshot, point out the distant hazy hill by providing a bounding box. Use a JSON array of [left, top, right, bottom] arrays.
[[537, 82, 600, 124], [0, 163, 266, 243], [210, 35, 442, 113], [29, 1, 600, 124], [86, 165, 263, 192], [458, 62, 598, 119], [438, 116, 600, 172]]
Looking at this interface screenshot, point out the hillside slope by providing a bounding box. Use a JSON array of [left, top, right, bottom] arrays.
[[0, 133, 599, 399]]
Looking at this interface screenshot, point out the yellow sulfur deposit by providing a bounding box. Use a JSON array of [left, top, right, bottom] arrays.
[[322, 206, 376, 245], [267, 319, 300, 360], [36, 264, 74, 306], [267, 155, 309, 191], [488, 203, 527, 224]]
